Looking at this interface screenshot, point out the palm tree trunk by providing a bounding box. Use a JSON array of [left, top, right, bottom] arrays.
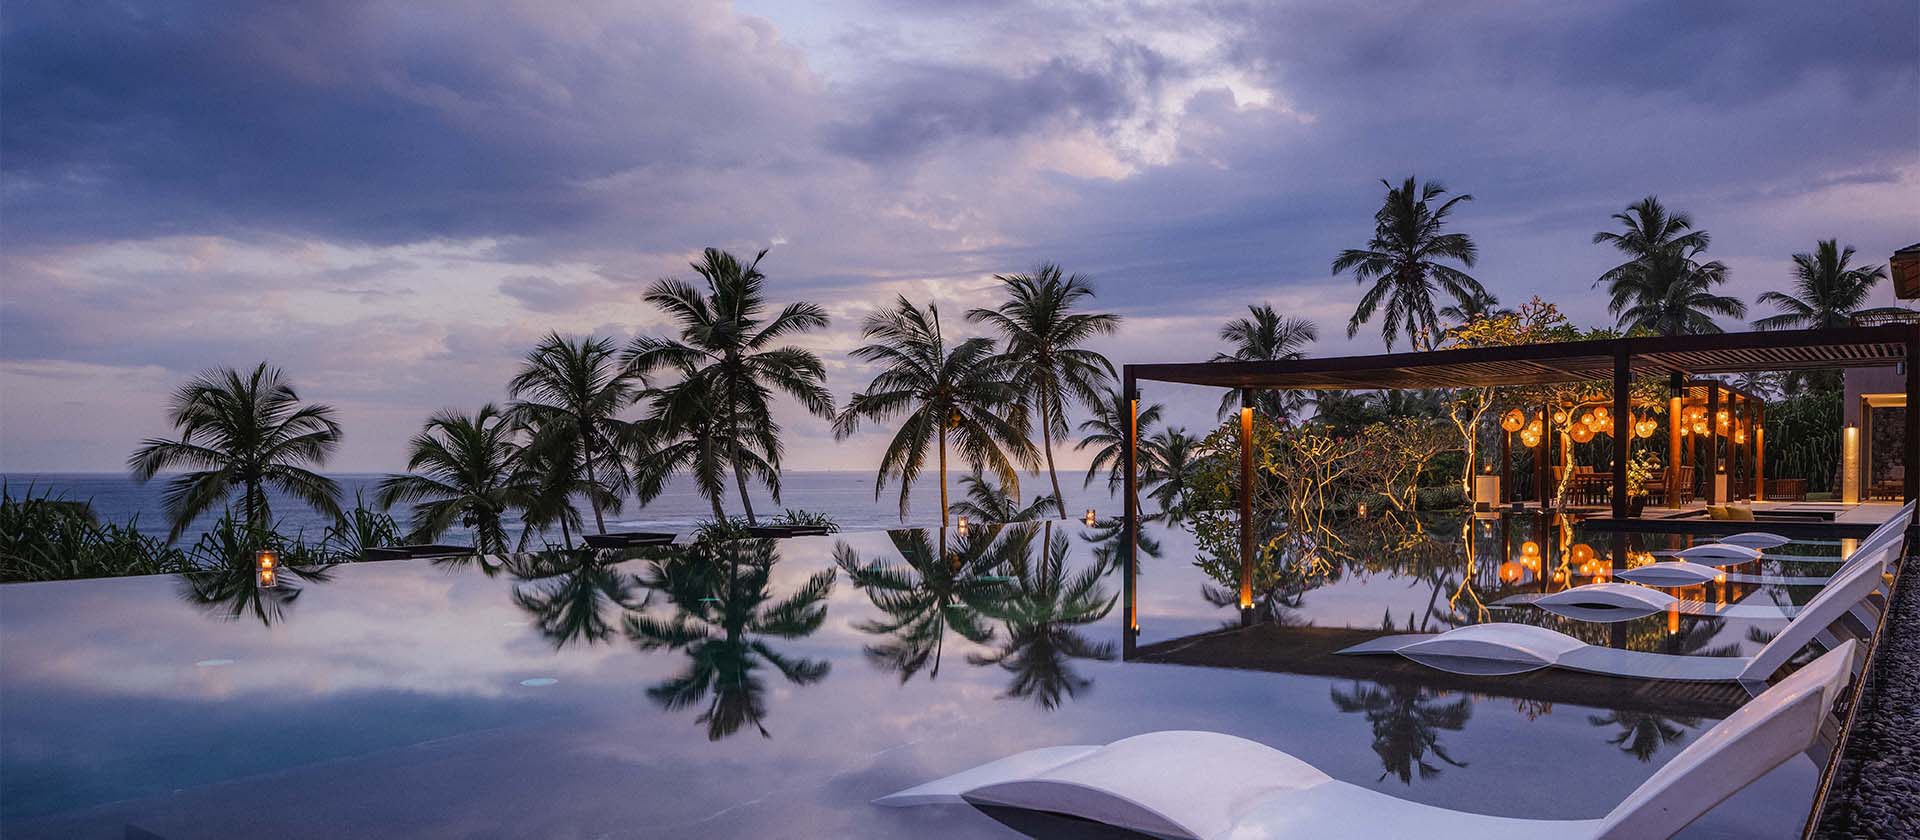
[[1041, 394, 1065, 519], [581, 439, 607, 534], [939, 425, 949, 527], [733, 459, 758, 526], [559, 515, 572, 549], [244, 476, 261, 532]]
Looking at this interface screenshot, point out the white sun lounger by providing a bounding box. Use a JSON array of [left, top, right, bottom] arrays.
[[1620, 502, 1912, 587], [1340, 548, 1885, 682], [1716, 531, 1792, 548], [1497, 583, 1800, 622], [876, 642, 1856, 840]]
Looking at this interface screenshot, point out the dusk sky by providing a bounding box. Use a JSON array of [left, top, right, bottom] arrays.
[[3, 0, 1916, 472]]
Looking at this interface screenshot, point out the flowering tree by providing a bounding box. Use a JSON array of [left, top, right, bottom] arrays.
[[1440, 298, 1579, 499]]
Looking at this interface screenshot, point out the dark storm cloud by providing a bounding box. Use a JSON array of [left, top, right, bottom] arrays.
[[0, 0, 815, 246], [827, 42, 1172, 161]]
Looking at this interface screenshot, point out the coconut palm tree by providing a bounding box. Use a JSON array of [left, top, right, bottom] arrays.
[[508, 334, 638, 535], [625, 248, 833, 526], [129, 362, 343, 541], [949, 469, 1059, 523], [1144, 427, 1201, 517], [1075, 387, 1164, 494], [377, 404, 534, 554], [1588, 710, 1698, 762], [1333, 177, 1485, 351], [969, 264, 1121, 517], [1213, 304, 1318, 421], [628, 379, 773, 522], [1754, 240, 1894, 331], [1437, 288, 1511, 325], [1606, 245, 1744, 335], [835, 528, 1016, 682], [835, 296, 1037, 525], [1593, 196, 1709, 289]]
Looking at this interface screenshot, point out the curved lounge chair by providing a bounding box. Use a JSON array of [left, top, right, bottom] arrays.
[[1654, 543, 1762, 563], [876, 642, 1856, 840], [1621, 504, 1913, 587], [1616, 560, 1727, 587], [1340, 549, 1884, 682], [1717, 531, 1792, 549]]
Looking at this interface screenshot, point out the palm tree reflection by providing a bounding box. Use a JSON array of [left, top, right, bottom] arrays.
[[1588, 710, 1699, 762], [1330, 680, 1472, 784], [506, 549, 648, 649], [178, 560, 332, 627], [836, 526, 1016, 682], [624, 539, 835, 740], [967, 528, 1116, 710]]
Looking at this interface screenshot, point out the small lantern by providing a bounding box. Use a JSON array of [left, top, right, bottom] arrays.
[[1498, 561, 1524, 584], [1552, 409, 1569, 426], [1521, 540, 1540, 557], [1357, 502, 1368, 517], [1084, 508, 1097, 526], [1592, 405, 1610, 425], [255, 549, 279, 589], [1571, 543, 1595, 564], [1716, 409, 1730, 428], [1569, 423, 1595, 443], [1500, 409, 1526, 433], [956, 516, 969, 536]]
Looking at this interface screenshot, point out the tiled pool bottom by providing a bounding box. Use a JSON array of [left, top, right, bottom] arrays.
[[1, 523, 1828, 838]]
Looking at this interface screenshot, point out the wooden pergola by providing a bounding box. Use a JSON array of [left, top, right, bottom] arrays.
[[1118, 324, 1920, 650]]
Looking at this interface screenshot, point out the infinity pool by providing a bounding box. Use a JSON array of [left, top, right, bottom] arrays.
[[0, 515, 1848, 838]]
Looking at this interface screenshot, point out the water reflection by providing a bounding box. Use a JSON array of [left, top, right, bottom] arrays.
[[177, 560, 333, 627], [624, 538, 835, 740], [966, 525, 1117, 710], [505, 550, 648, 649], [1588, 710, 1700, 762], [835, 527, 1016, 682], [1329, 679, 1472, 784]]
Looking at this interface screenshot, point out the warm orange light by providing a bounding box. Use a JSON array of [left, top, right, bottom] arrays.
[[1084, 508, 1097, 526], [1571, 543, 1594, 563], [1501, 409, 1526, 432], [1668, 602, 1680, 634], [1552, 410, 1569, 426], [1521, 540, 1540, 557], [255, 550, 279, 589], [1498, 561, 1525, 584], [1569, 423, 1595, 444]]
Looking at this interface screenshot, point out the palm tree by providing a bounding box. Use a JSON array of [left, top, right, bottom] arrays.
[[129, 362, 343, 541], [377, 404, 533, 554], [625, 540, 834, 740], [967, 529, 1116, 709], [1075, 387, 1164, 494], [1606, 245, 1744, 335], [625, 248, 833, 526], [835, 296, 1037, 525], [1437, 288, 1510, 325], [969, 264, 1121, 517], [1593, 196, 1744, 336], [1755, 240, 1893, 331], [949, 469, 1059, 523], [628, 382, 767, 521], [1144, 427, 1200, 517], [1334, 177, 1485, 351], [1213, 304, 1317, 421], [508, 334, 638, 535], [835, 529, 1015, 681], [1588, 710, 1698, 762]]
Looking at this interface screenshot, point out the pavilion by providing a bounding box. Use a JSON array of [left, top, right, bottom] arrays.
[[1118, 323, 1920, 645]]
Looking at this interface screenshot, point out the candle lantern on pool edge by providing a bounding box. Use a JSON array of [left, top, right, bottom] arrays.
[[255, 549, 279, 589]]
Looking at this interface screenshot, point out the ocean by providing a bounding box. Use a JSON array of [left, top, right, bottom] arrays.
[[1, 471, 1120, 546]]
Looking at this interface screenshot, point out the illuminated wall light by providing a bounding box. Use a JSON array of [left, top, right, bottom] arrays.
[[1084, 508, 1098, 526], [1842, 425, 1860, 504], [956, 516, 970, 536]]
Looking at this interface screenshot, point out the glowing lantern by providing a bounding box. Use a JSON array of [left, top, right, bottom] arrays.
[[1552, 409, 1569, 426], [1734, 428, 1747, 444], [1716, 409, 1730, 428], [1569, 423, 1595, 443], [255, 550, 279, 589], [1520, 430, 1541, 448], [956, 516, 969, 536], [1498, 561, 1525, 584], [1084, 508, 1098, 526], [1521, 540, 1540, 557], [1636, 418, 1658, 438], [1592, 406, 1610, 425], [1501, 409, 1526, 432], [1571, 543, 1595, 564]]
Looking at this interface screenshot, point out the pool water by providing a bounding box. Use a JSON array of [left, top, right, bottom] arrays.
[[0, 514, 1848, 838]]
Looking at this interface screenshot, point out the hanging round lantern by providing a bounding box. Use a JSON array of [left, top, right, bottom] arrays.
[[1521, 540, 1540, 557], [1498, 561, 1525, 584], [1501, 409, 1526, 432], [1716, 409, 1730, 428], [1734, 428, 1747, 444], [1526, 419, 1543, 436], [1569, 423, 1595, 443], [1552, 409, 1569, 426], [1593, 405, 1610, 425], [1571, 543, 1595, 564], [1520, 430, 1541, 448]]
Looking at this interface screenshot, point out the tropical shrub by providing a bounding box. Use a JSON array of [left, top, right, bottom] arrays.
[[0, 484, 190, 582]]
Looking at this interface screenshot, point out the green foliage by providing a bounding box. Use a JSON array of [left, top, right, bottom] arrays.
[[770, 509, 841, 533], [1, 484, 190, 582], [1766, 389, 1841, 494]]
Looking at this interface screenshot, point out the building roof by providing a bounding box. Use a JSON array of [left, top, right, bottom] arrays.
[[1127, 324, 1916, 391]]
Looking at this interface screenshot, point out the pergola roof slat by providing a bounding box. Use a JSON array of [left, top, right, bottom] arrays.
[[1127, 325, 1916, 391]]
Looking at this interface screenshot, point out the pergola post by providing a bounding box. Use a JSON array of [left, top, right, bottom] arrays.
[[1668, 374, 1684, 512], [1238, 388, 1255, 626], [1754, 402, 1766, 502], [1612, 349, 1631, 518], [1500, 422, 1511, 504], [1538, 401, 1551, 504], [1907, 325, 1919, 503], [1705, 385, 1721, 505], [1122, 370, 1139, 658], [1744, 394, 1758, 501]]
